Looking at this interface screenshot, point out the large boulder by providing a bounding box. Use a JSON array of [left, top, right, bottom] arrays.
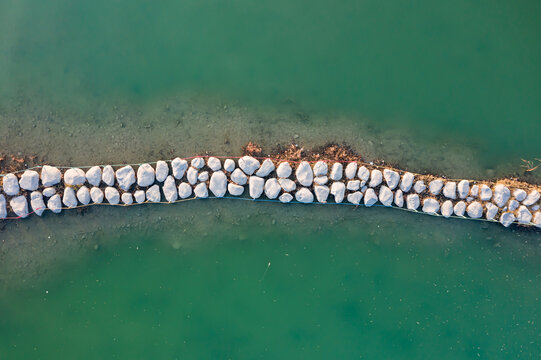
[[228, 183, 244, 196], [276, 162, 292, 178], [90, 187, 104, 203], [197, 171, 209, 182], [428, 180, 443, 195], [30, 191, 46, 216], [441, 200, 453, 218], [145, 185, 161, 202], [394, 189, 404, 207], [296, 161, 313, 186], [47, 194, 62, 213], [330, 182, 346, 203], [76, 186, 91, 205], [85, 166, 102, 186], [102, 165, 115, 186], [231, 169, 248, 185], [406, 194, 420, 210], [264, 178, 281, 199], [137, 163, 156, 187], [378, 185, 393, 206], [105, 187, 120, 204], [345, 163, 357, 179], [330, 163, 343, 181], [43, 187, 56, 197], [194, 183, 208, 198], [238, 156, 260, 175], [485, 203, 499, 220], [64, 168, 86, 186], [279, 178, 296, 192], [364, 188, 378, 207], [466, 202, 483, 218], [357, 166, 370, 181], [453, 201, 466, 216], [163, 176, 178, 202], [209, 171, 227, 197], [255, 159, 275, 177], [295, 188, 314, 203], [249, 176, 265, 199], [368, 170, 382, 188], [442, 182, 456, 199], [314, 176, 328, 185], [513, 189, 526, 202], [2, 173, 20, 195], [191, 157, 205, 169], [10, 196, 29, 218], [347, 180, 360, 191], [499, 212, 516, 227], [516, 205, 532, 223], [413, 181, 426, 193], [178, 182, 192, 199], [479, 184, 492, 201], [171, 158, 188, 179], [207, 157, 222, 171], [422, 198, 440, 214], [457, 180, 470, 199], [314, 185, 330, 203], [41, 165, 62, 187], [399, 172, 414, 192], [186, 167, 198, 185], [523, 190, 540, 206], [19, 170, 39, 191], [155, 161, 169, 182], [313, 161, 328, 176], [347, 192, 363, 205], [115, 166, 136, 191], [508, 199, 519, 211], [493, 184, 510, 207], [62, 187, 78, 208], [383, 169, 399, 190], [134, 190, 146, 203], [224, 159, 236, 172]]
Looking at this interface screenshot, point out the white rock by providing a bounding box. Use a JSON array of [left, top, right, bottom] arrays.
[[134, 190, 146, 203], [43, 187, 56, 197], [523, 190, 540, 206], [209, 171, 227, 198], [466, 202, 483, 218], [313, 161, 328, 176], [2, 173, 20, 195], [64, 168, 86, 186], [186, 167, 198, 185], [238, 156, 260, 175], [508, 199, 519, 211], [441, 200, 453, 218], [249, 176, 265, 199], [532, 212, 541, 229], [194, 183, 208, 198], [383, 169, 399, 190], [296, 161, 313, 186], [499, 212, 516, 227], [347, 180, 360, 191], [330, 182, 346, 203], [0, 195, 6, 219], [155, 161, 169, 182], [330, 163, 343, 181], [400, 172, 414, 192], [41, 165, 62, 187], [406, 194, 420, 210], [19, 170, 39, 191], [137, 163, 155, 187], [90, 187, 104, 204], [62, 187, 78, 208], [85, 166, 102, 186], [279, 178, 296, 192], [314, 176, 328, 185], [224, 159, 236, 172], [516, 205, 532, 223], [470, 185, 479, 197], [145, 184, 161, 202], [493, 184, 510, 207], [264, 178, 281, 199], [105, 187, 120, 204], [378, 185, 393, 206], [115, 166, 136, 191], [357, 166, 370, 181], [178, 182, 193, 199], [368, 169, 382, 188], [171, 158, 188, 179], [479, 184, 492, 201], [345, 163, 357, 179], [295, 188, 314, 203], [47, 194, 62, 213], [255, 159, 275, 177], [457, 180, 470, 199], [198, 171, 209, 182], [228, 183, 244, 196], [163, 176, 178, 202], [364, 188, 378, 207], [485, 203, 499, 220], [413, 181, 426, 193], [122, 193, 133, 205], [207, 157, 222, 171], [453, 201, 466, 216], [422, 198, 440, 214], [513, 189, 527, 202], [442, 182, 457, 199], [30, 191, 46, 216], [191, 157, 205, 169], [347, 192, 363, 205], [314, 185, 330, 203], [279, 193, 293, 203], [231, 168, 248, 185], [76, 186, 90, 205], [394, 189, 404, 207], [102, 165, 115, 186], [429, 180, 443, 195], [10, 196, 29, 218], [276, 162, 292, 178]]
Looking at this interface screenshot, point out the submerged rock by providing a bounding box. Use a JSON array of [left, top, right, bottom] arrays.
[[223, 159, 236, 172], [400, 172, 414, 192], [77, 186, 91, 205], [64, 168, 86, 186], [276, 162, 292, 178], [422, 198, 440, 214], [47, 194, 62, 214], [238, 156, 260, 175], [209, 171, 227, 197], [249, 176, 265, 199], [155, 160, 169, 182], [313, 161, 328, 177], [378, 185, 393, 207], [330, 163, 343, 181], [134, 190, 146, 203], [330, 182, 346, 203], [171, 158, 188, 179], [62, 187, 78, 208], [264, 178, 281, 199], [86, 166, 102, 186], [30, 191, 46, 216], [493, 184, 510, 207], [255, 159, 275, 177], [295, 188, 314, 203], [364, 188, 378, 207], [102, 165, 115, 186], [296, 161, 314, 186], [231, 168, 248, 185], [368, 169, 382, 188], [137, 163, 155, 187], [163, 176, 178, 202], [2, 173, 19, 195], [178, 182, 193, 199], [383, 169, 399, 190], [314, 185, 330, 203], [19, 170, 39, 191], [194, 183, 208, 198], [41, 165, 62, 187], [90, 187, 104, 204], [207, 157, 222, 171], [146, 184, 161, 202], [347, 191, 363, 205], [115, 166, 136, 191], [10, 196, 29, 218], [105, 187, 120, 204]]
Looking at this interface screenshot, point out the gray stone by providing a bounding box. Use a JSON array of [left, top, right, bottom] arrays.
[[207, 157, 222, 171], [163, 176, 178, 202], [191, 157, 205, 169], [457, 180, 470, 199], [314, 176, 328, 185], [105, 187, 120, 204], [400, 172, 414, 192], [499, 212, 516, 227], [264, 178, 281, 199], [41, 165, 62, 187], [466, 202, 483, 218], [146, 184, 161, 202], [134, 190, 146, 203], [345, 162, 357, 179], [330, 163, 343, 181], [422, 198, 440, 214], [0, 195, 6, 219], [186, 167, 198, 185], [238, 156, 260, 175], [64, 168, 86, 186], [313, 161, 328, 176], [62, 187, 78, 208], [441, 200, 453, 218], [197, 171, 209, 182], [249, 176, 265, 199], [155, 161, 169, 182], [228, 183, 244, 196], [364, 188, 378, 207], [76, 186, 91, 205], [470, 185, 479, 197], [413, 181, 426, 193], [314, 185, 330, 203], [43, 187, 56, 197], [255, 159, 275, 177], [102, 165, 115, 186], [19, 170, 39, 191], [357, 166, 370, 182], [394, 189, 404, 207], [516, 205, 532, 224], [523, 190, 540, 206], [178, 182, 193, 199], [224, 159, 236, 172], [86, 166, 102, 186], [383, 169, 400, 190], [453, 201, 466, 216], [47, 194, 62, 214], [194, 183, 208, 198], [115, 166, 136, 191], [137, 163, 155, 187], [122, 193, 133, 205], [209, 171, 227, 197], [406, 194, 420, 210], [485, 203, 499, 220], [368, 169, 382, 188], [296, 161, 314, 186], [90, 187, 104, 204], [508, 199, 519, 211], [30, 191, 46, 216], [231, 168, 248, 185], [2, 173, 19, 195], [479, 184, 492, 201], [276, 162, 292, 178], [279, 193, 293, 203], [295, 188, 314, 203], [278, 178, 296, 192], [347, 180, 360, 191], [428, 180, 443, 195], [171, 158, 188, 179], [378, 185, 393, 207], [330, 182, 346, 203], [493, 184, 510, 207], [347, 191, 363, 205], [10, 195, 29, 218], [442, 182, 456, 199], [513, 189, 527, 202]]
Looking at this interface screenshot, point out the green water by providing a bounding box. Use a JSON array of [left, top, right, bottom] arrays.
[[0, 0, 540, 358]]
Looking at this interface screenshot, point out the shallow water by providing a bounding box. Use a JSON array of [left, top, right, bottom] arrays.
[[0, 0, 540, 358]]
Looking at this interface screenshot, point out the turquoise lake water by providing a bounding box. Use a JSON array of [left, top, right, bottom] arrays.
[[0, 0, 540, 358]]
